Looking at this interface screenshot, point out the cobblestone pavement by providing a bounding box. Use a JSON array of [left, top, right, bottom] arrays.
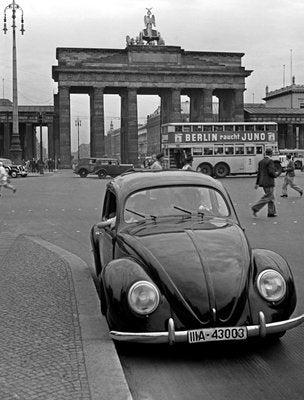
[[0, 233, 132, 400]]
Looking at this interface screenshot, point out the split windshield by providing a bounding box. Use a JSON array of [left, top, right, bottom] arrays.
[[124, 185, 230, 223]]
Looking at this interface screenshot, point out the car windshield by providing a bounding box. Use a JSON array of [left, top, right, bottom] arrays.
[[124, 185, 230, 223]]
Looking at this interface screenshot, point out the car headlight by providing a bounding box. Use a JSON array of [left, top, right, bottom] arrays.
[[128, 281, 160, 315], [257, 269, 286, 302]]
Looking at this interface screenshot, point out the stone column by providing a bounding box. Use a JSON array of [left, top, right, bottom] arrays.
[[3, 120, 10, 157], [24, 122, 33, 160], [202, 89, 214, 122], [217, 90, 232, 121], [286, 124, 295, 148], [53, 94, 60, 166], [161, 89, 182, 124], [298, 125, 304, 148], [58, 86, 71, 167], [48, 122, 54, 160], [120, 88, 138, 165], [232, 89, 245, 121], [216, 89, 244, 122], [190, 90, 202, 122], [90, 87, 105, 157], [189, 89, 213, 122]]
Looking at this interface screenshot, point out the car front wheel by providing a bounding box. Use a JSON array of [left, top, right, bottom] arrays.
[[79, 169, 88, 178], [98, 169, 107, 179], [10, 170, 18, 178]]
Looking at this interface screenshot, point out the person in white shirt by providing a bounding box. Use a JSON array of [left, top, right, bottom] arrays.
[[182, 154, 194, 171], [151, 152, 164, 170], [0, 161, 16, 195]]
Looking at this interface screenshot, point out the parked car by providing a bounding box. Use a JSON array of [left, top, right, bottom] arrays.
[[0, 158, 28, 178], [90, 170, 304, 345], [74, 157, 134, 178]]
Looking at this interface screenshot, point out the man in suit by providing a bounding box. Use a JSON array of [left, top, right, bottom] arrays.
[[251, 148, 278, 217]]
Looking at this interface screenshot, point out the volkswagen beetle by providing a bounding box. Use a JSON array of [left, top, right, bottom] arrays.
[[90, 170, 304, 345]]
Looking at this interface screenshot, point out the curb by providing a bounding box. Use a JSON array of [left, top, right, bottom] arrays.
[[27, 236, 133, 400]]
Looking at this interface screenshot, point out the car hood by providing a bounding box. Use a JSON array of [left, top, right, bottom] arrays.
[[118, 218, 251, 327]]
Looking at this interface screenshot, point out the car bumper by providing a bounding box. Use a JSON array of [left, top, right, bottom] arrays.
[[109, 312, 304, 345]]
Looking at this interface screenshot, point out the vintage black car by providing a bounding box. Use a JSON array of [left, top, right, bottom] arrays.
[[0, 158, 28, 178], [90, 170, 304, 345], [74, 157, 134, 178]]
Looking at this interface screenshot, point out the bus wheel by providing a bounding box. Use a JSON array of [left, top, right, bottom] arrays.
[[214, 163, 229, 178], [274, 162, 282, 176], [295, 160, 302, 170], [197, 163, 213, 176]]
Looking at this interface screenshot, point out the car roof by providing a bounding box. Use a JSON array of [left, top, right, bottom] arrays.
[[0, 158, 13, 164], [107, 170, 225, 198]]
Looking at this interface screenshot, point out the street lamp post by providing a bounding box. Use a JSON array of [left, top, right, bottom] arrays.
[[3, 0, 25, 164], [75, 117, 81, 159], [38, 112, 43, 161]]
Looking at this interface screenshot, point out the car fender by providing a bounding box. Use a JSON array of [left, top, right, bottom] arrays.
[[102, 258, 171, 330], [248, 248, 296, 323]]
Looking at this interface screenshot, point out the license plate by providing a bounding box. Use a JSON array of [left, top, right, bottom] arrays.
[[188, 327, 247, 343]]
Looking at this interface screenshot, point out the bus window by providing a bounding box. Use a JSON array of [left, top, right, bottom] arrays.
[[266, 124, 277, 131], [256, 146, 263, 154], [214, 145, 224, 155], [214, 125, 224, 131], [183, 125, 191, 132], [246, 146, 255, 155], [193, 125, 203, 131], [255, 125, 265, 131], [246, 125, 254, 131], [235, 125, 244, 131], [235, 146, 244, 155], [203, 125, 213, 132], [193, 147, 203, 156], [224, 125, 233, 131], [225, 146, 234, 155], [175, 125, 183, 132], [203, 147, 213, 155]]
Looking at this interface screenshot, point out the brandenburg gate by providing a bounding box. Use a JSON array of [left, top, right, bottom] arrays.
[[52, 10, 252, 167]]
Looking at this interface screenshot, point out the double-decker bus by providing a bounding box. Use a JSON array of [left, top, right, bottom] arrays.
[[161, 122, 285, 178]]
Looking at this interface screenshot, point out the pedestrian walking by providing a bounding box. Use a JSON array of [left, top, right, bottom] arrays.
[[0, 161, 16, 195], [151, 152, 164, 170], [280, 154, 303, 198], [182, 154, 194, 170], [251, 148, 278, 217]]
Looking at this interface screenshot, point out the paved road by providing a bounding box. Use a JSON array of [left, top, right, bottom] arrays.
[[2, 170, 304, 400], [0, 171, 132, 400], [119, 172, 304, 400]]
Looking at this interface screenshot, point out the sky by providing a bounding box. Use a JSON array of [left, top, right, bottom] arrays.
[[1, 0, 304, 150]]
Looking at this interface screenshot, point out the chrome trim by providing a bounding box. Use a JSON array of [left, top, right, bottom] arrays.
[[168, 318, 175, 345], [258, 311, 267, 338], [109, 313, 304, 344]]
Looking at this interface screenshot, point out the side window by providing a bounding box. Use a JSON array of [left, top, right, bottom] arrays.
[[235, 146, 244, 155], [102, 190, 117, 220], [245, 146, 255, 155]]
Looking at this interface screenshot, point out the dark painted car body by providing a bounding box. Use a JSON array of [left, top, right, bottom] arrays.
[[74, 157, 133, 178], [90, 170, 304, 344], [0, 158, 28, 178]]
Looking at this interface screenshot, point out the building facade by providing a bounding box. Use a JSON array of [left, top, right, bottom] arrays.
[[0, 99, 55, 161], [245, 83, 304, 149]]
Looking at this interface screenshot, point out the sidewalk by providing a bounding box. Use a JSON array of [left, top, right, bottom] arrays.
[[0, 233, 132, 400]]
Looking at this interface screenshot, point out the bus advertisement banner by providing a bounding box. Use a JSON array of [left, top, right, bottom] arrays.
[[162, 131, 277, 144]]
